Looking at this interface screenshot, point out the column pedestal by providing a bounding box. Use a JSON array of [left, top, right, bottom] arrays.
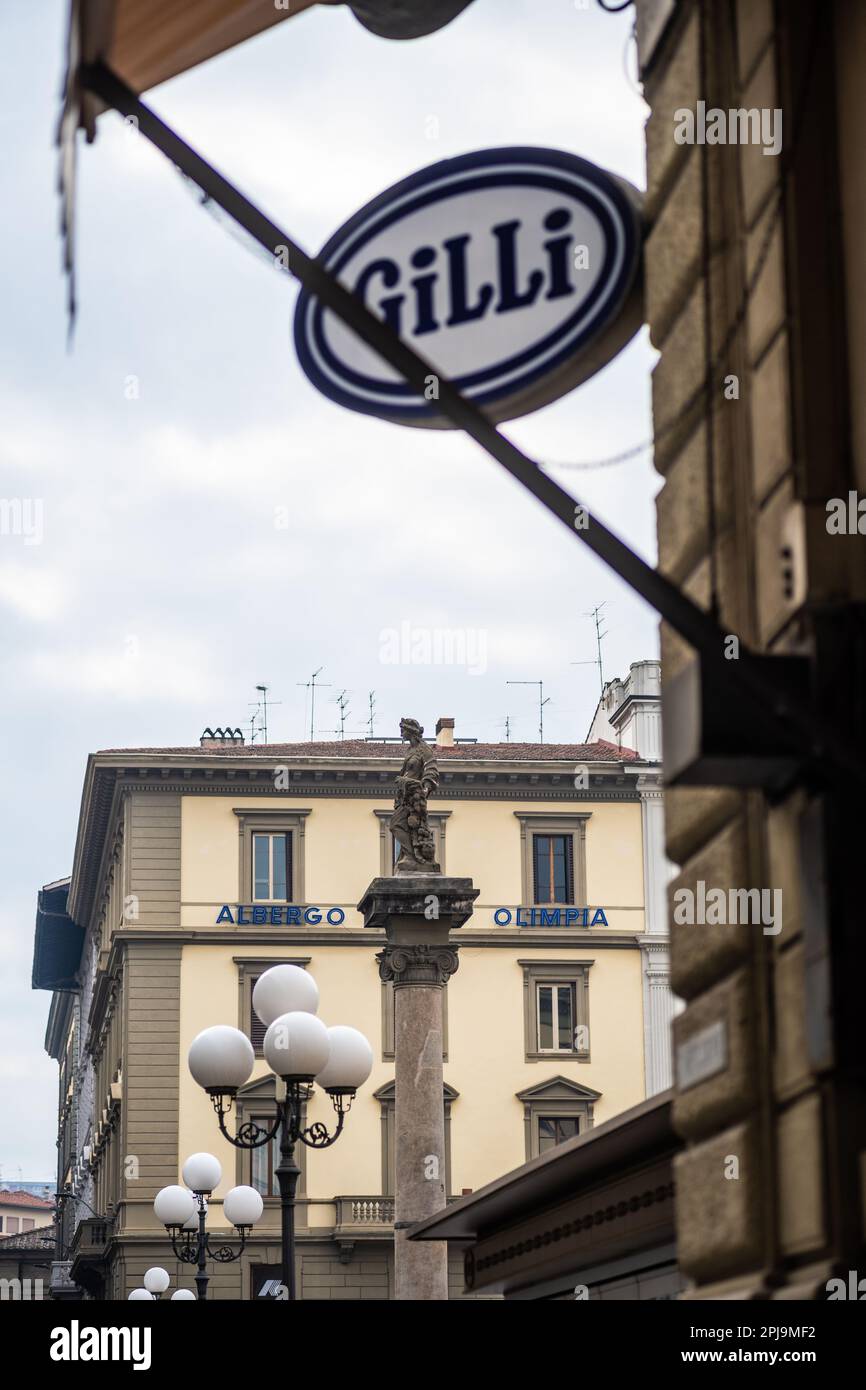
[[358, 875, 478, 1301]]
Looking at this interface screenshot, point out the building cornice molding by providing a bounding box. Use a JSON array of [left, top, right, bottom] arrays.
[[110, 927, 643, 950]]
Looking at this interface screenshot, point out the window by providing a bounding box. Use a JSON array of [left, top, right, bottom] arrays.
[[22, 1218, 35, 1232], [235, 957, 312, 1056], [234, 810, 311, 905], [251, 1115, 280, 1197], [514, 813, 589, 909], [252, 833, 290, 901], [537, 1116, 581, 1153], [533, 834, 573, 904], [233, 1075, 307, 1197], [374, 809, 450, 876], [517, 1076, 602, 1160], [7, 1218, 19, 1234], [520, 959, 591, 1061], [536, 983, 575, 1052]]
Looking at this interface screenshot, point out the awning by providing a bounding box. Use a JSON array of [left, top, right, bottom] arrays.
[[409, 1090, 675, 1244], [58, 0, 476, 317], [32, 878, 83, 991]]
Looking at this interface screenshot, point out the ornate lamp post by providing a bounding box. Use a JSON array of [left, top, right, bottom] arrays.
[[128, 1267, 198, 1300], [153, 1152, 263, 1301], [188, 964, 373, 1301]]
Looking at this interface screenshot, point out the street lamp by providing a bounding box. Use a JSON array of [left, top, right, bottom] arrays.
[[129, 1268, 196, 1300], [153, 1155, 263, 1300], [188, 964, 372, 1300]]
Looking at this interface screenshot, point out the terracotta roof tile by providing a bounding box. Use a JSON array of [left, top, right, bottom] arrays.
[[96, 739, 641, 763], [0, 1190, 55, 1209]]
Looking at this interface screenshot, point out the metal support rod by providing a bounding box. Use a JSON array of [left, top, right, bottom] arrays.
[[194, 1194, 209, 1301], [211, 1080, 348, 1300], [275, 1121, 299, 1301], [75, 61, 866, 788]]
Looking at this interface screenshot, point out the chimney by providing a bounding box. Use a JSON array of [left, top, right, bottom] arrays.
[[200, 727, 245, 748], [435, 717, 455, 747]]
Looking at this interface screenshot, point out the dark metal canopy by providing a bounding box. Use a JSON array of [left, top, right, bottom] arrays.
[[32, 878, 83, 991]]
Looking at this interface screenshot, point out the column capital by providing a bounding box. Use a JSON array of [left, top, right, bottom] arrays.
[[377, 943, 460, 988]]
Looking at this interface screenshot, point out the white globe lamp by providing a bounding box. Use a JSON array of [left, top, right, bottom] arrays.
[[314, 1026, 374, 1094], [253, 965, 319, 1026], [263, 1012, 330, 1079], [188, 1025, 254, 1093], [153, 1185, 195, 1228], [182, 1152, 222, 1195], [223, 1185, 264, 1228]]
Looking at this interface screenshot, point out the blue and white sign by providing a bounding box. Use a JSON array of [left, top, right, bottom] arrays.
[[293, 146, 643, 427]]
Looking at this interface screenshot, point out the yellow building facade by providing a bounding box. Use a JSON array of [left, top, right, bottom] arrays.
[[42, 718, 672, 1300]]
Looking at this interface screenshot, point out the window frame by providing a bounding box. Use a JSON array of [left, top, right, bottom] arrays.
[[234, 809, 311, 906], [520, 958, 592, 1062], [374, 808, 451, 876], [516, 1075, 602, 1161], [514, 813, 590, 910]]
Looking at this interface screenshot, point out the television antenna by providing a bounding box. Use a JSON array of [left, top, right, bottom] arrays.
[[572, 603, 609, 695], [297, 667, 332, 742], [507, 679, 551, 744], [248, 684, 281, 744]]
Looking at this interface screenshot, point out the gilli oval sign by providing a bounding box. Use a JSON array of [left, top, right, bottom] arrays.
[[293, 146, 643, 428]]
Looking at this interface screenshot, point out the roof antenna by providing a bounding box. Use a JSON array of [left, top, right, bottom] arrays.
[[507, 679, 551, 744], [367, 691, 377, 739], [572, 602, 609, 695], [248, 684, 281, 744], [298, 668, 332, 741]]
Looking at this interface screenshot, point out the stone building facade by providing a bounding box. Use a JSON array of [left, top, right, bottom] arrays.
[[637, 0, 866, 1298]]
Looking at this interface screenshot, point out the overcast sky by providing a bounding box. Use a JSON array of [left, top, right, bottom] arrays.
[[0, 0, 657, 1177]]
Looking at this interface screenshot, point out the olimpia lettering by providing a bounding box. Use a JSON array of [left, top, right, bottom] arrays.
[[493, 907, 609, 926]]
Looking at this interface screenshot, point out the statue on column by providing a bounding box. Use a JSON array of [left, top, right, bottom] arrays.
[[389, 718, 441, 874]]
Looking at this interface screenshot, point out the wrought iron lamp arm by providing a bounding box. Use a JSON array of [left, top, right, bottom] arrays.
[[205, 1227, 248, 1263], [298, 1095, 350, 1150], [210, 1093, 281, 1150], [169, 1228, 200, 1263]]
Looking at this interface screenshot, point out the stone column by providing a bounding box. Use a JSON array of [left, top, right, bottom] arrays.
[[358, 875, 477, 1301], [637, 773, 679, 1095]]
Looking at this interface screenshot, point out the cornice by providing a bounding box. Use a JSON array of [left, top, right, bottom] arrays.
[[110, 927, 643, 949], [114, 777, 642, 803]]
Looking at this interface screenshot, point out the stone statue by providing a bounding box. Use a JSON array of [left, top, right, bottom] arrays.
[[389, 718, 441, 874]]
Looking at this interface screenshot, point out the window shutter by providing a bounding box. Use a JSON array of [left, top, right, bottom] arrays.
[[286, 833, 294, 901], [250, 977, 267, 1051], [565, 835, 574, 904], [532, 836, 541, 903]]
